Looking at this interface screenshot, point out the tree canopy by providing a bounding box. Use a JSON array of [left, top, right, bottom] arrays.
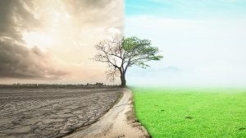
[[94, 36, 163, 87]]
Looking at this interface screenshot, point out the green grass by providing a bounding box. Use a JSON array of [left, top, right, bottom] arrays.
[[132, 87, 246, 138]]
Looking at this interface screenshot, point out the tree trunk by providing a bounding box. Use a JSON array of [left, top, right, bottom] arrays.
[[120, 74, 126, 87]]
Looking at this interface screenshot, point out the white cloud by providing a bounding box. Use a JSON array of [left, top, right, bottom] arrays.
[[125, 15, 246, 87]]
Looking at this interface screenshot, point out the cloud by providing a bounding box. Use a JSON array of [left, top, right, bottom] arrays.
[[0, 38, 68, 79], [0, 0, 68, 80], [0, 0, 123, 83], [126, 15, 246, 87]]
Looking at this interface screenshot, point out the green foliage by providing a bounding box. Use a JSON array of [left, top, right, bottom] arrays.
[[94, 36, 163, 85], [123, 37, 163, 69], [132, 87, 246, 138]]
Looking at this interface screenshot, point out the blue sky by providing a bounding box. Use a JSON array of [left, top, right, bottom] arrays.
[[125, 0, 246, 87], [126, 0, 246, 19]]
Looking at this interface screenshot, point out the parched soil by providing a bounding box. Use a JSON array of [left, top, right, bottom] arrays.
[[64, 88, 150, 138], [0, 88, 123, 138]]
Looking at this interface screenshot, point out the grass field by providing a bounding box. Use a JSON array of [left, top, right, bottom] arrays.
[[132, 87, 246, 138]]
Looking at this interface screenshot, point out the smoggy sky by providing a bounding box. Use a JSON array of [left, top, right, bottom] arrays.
[[126, 0, 246, 87], [0, 0, 123, 84]]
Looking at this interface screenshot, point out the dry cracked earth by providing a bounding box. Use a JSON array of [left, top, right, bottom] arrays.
[[0, 88, 123, 138]]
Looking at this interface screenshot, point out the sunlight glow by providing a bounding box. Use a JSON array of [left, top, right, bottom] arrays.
[[21, 1, 71, 50], [22, 32, 55, 49]]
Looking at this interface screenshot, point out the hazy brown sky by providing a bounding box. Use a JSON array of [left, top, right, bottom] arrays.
[[0, 0, 124, 84]]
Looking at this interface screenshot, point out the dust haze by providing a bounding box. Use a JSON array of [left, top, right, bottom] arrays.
[[0, 0, 123, 84]]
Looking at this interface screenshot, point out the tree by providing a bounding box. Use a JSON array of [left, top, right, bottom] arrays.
[[93, 36, 163, 87]]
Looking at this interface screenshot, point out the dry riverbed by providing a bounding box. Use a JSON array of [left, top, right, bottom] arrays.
[[0, 88, 122, 138]]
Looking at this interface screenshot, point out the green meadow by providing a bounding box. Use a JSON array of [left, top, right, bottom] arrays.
[[132, 87, 246, 138]]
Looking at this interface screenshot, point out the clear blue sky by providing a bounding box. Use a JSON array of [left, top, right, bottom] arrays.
[[125, 0, 246, 87], [126, 0, 246, 19]]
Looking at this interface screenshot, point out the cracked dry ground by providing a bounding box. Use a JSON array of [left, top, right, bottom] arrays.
[[0, 88, 123, 138]]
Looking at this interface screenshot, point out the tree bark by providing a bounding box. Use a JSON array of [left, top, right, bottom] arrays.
[[120, 74, 126, 87]]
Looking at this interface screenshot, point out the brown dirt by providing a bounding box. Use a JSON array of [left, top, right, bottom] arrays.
[[0, 88, 123, 138], [64, 88, 150, 138]]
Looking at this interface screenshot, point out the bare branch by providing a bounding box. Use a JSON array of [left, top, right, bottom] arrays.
[[93, 35, 163, 86]]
